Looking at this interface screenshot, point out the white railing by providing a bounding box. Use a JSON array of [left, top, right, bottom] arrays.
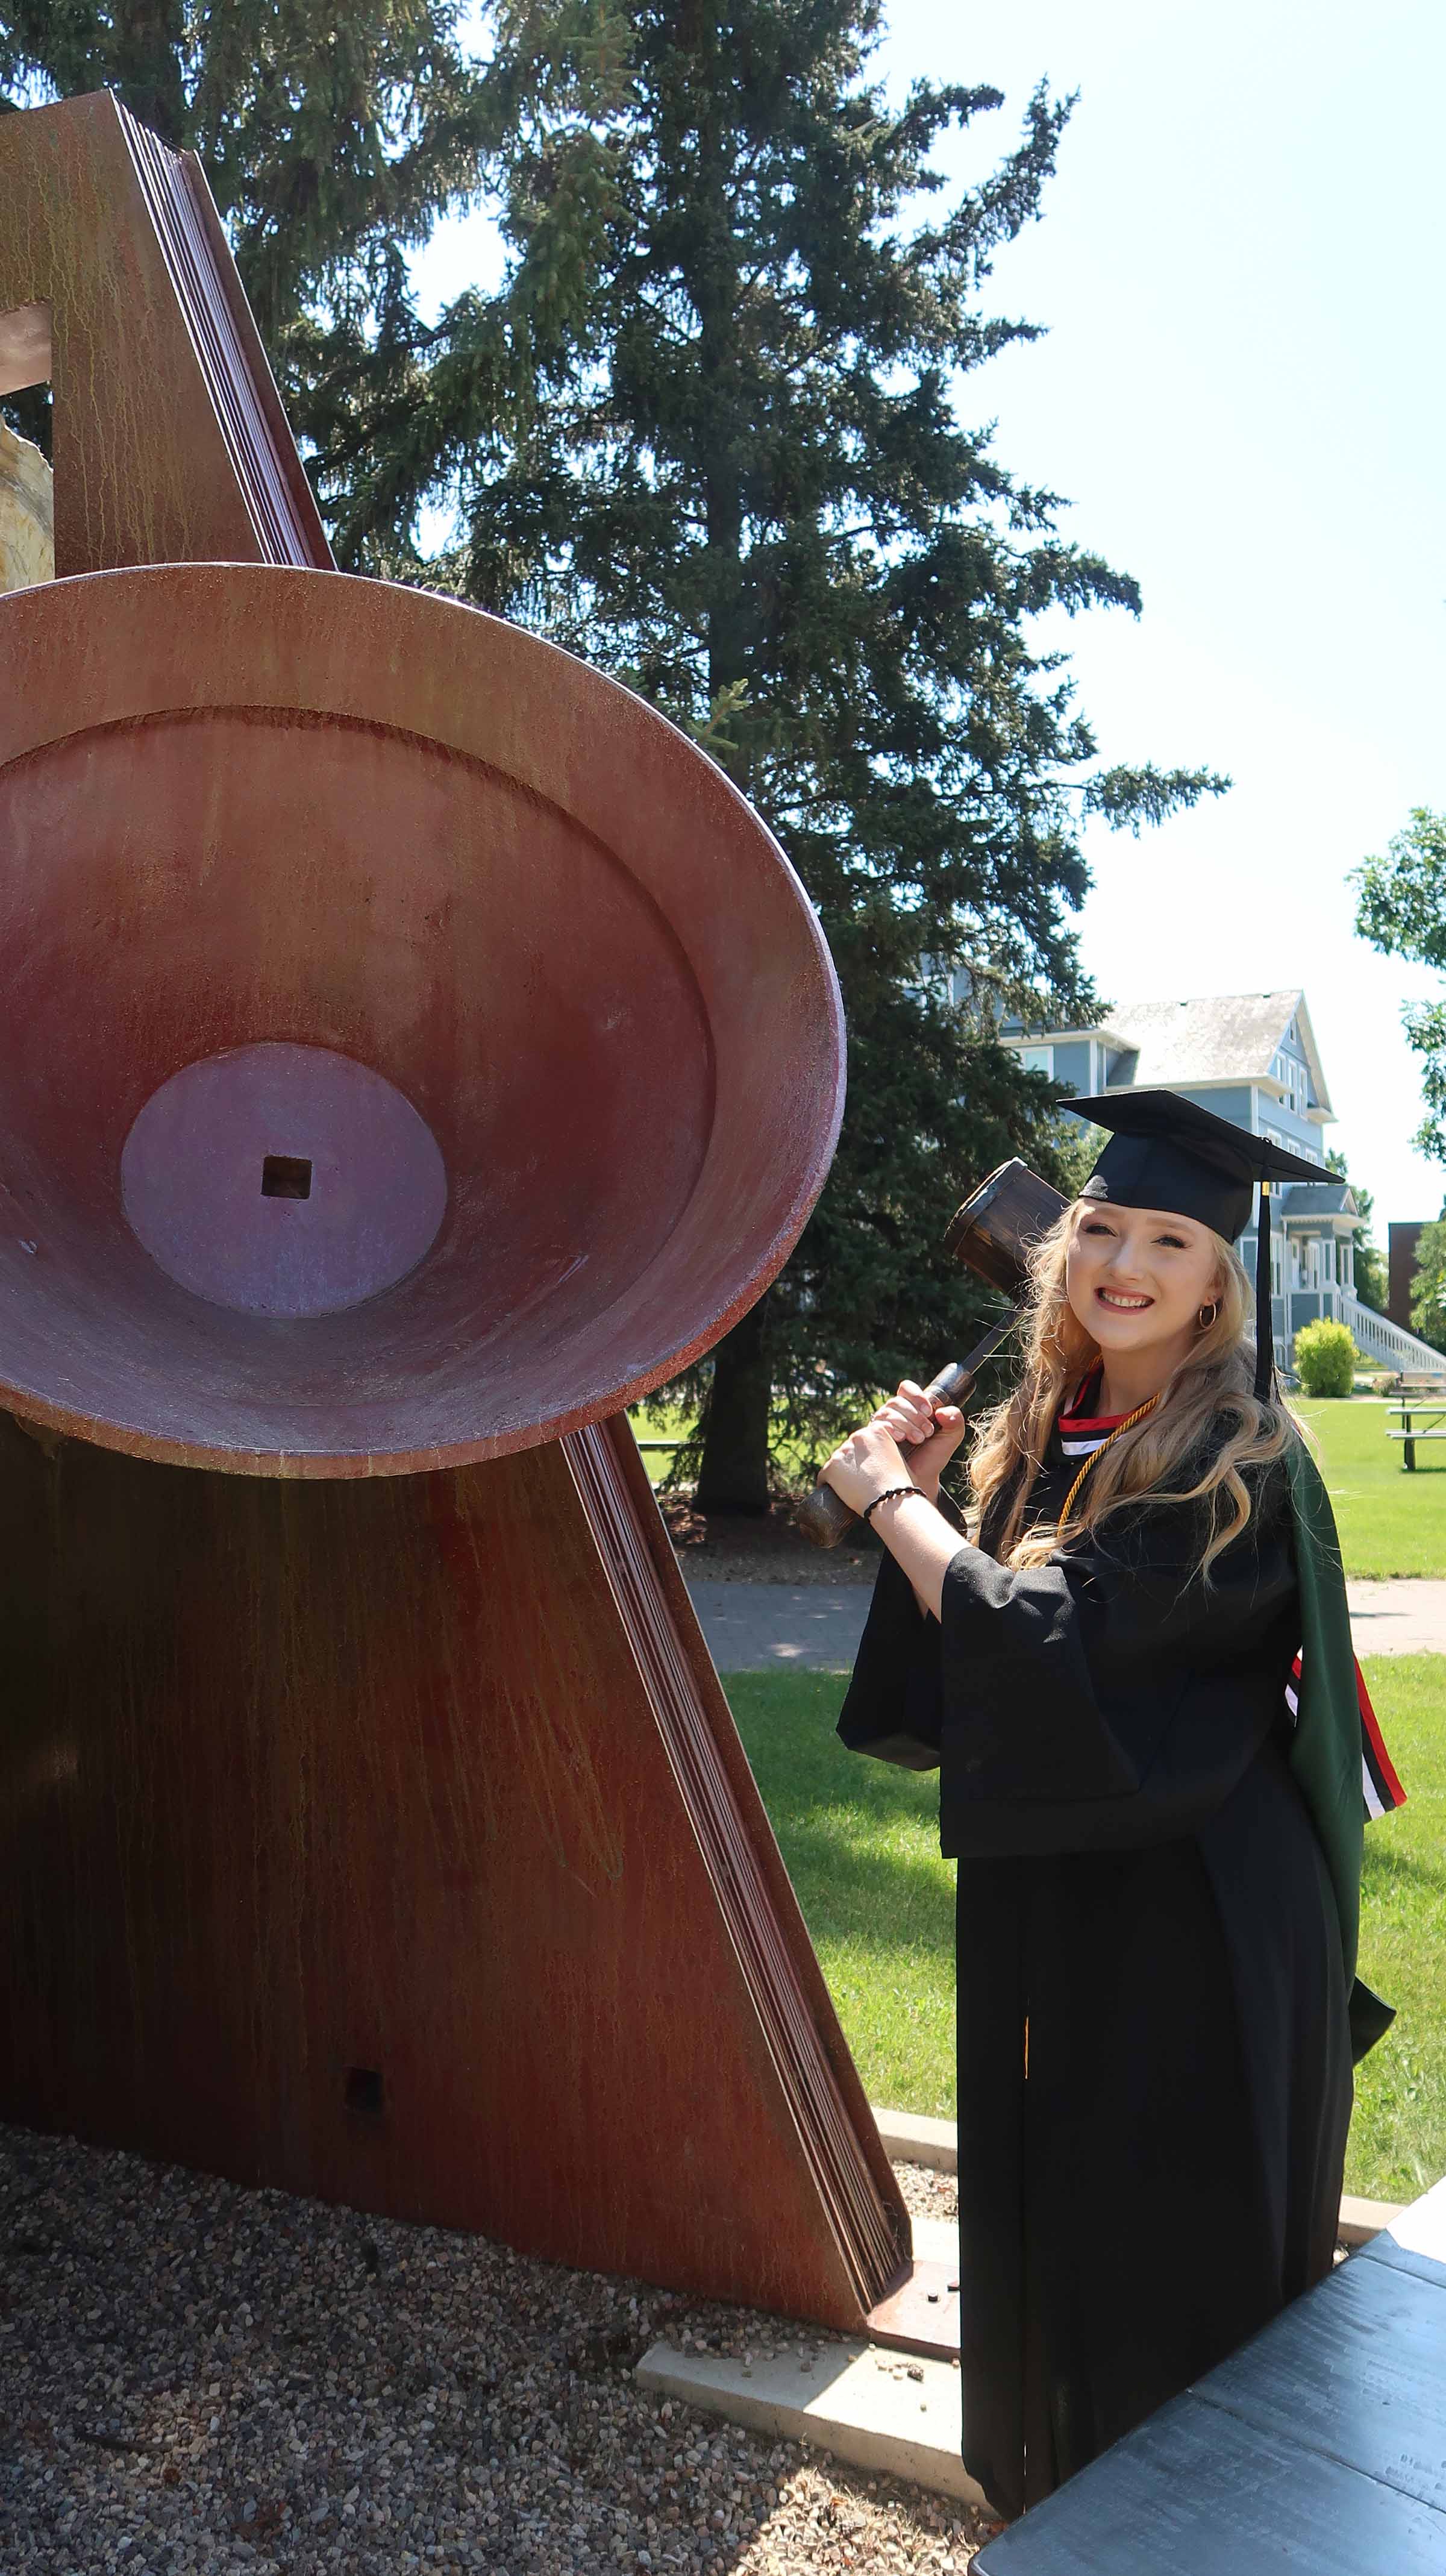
[[1339, 1292, 1446, 1377]]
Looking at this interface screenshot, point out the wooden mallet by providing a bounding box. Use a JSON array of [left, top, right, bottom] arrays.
[[795, 1159, 1068, 1547]]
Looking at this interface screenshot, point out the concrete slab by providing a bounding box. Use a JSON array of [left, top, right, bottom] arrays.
[[687, 1578, 867, 1670], [689, 1575, 1446, 1670], [1340, 2193, 1407, 2246], [872, 2112, 1404, 2249], [636, 2336, 980, 2504], [1344, 1578, 1446, 1655], [874, 2105, 957, 2170], [910, 2216, 957, 2269]]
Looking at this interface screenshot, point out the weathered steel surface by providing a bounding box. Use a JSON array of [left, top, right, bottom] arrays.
[[866, 2258, 962, 2363], [0, 1411, 905, 2325], [120, 1042, 451, 1318], [0, 90, 325, 572], [0, 89, 907, 2334], [0, 564, 842, 1473]]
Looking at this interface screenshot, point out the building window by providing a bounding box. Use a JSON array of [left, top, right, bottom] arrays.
[[1273, 1056, 1310, 1117], [1271, 1235, 1283, 1298], [1017, 1045, 1054, 1077]]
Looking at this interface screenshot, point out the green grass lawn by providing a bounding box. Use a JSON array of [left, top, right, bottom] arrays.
[[634, 1394, 1446, 1575], [1297, 1400, 1446, 1579], [726, 1653, 1446, 2205]]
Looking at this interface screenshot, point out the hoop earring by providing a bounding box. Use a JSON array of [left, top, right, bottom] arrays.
[[1197, 1300, 1219, 1330]]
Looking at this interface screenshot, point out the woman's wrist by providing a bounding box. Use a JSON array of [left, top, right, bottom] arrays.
[[862, 1481, 925, 1526], [866, 1483, 962, 1621]]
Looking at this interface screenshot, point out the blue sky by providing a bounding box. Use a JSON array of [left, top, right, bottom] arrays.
[[412, 1, 1446, 1238]]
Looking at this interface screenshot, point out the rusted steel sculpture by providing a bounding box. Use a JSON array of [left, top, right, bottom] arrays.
[[0, 92, 915, 2335]]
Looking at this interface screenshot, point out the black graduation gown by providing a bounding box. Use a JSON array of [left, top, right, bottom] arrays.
[[837, 1424, 1353, 2521]]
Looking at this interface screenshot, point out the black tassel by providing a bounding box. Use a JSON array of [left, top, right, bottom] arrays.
[[1255, 1180, 1273, 1401]]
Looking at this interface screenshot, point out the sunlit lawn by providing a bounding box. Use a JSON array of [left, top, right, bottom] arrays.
[[727, 1653, 1446, 2207], [1297, 1399, 1446, 1578]]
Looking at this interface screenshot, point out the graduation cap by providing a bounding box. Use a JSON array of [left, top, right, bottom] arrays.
[[1066, 1089, 1329, 1400]]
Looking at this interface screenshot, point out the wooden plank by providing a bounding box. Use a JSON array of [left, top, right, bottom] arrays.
[[1191, 2252, 1446, 2509], [971, 2391, 1446, 2575]]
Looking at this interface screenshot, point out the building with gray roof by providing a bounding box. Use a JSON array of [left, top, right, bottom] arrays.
[[1001, 988, 1445, 1381]]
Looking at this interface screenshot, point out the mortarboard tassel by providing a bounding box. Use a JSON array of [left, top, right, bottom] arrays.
[[1255, 1180, 1272, 1402]]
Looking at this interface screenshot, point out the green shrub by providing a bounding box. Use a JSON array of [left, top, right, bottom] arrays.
[[1295, 1317, 1359, 1397]]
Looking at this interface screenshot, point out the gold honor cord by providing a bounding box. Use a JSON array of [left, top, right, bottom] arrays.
[[1057, 1392, 1163, 1534]]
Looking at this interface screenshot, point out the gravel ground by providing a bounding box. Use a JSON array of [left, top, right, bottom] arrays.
[[889, 2166, 958, 2230], [1, 2125, 993, 2575]]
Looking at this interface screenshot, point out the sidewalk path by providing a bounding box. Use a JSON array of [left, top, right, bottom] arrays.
[[1344, 1578, 1446, 1656], [687, 1575, 1446, 1672]]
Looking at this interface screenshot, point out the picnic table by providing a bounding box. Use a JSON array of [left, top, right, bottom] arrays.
[[972, 2173, 1446, 2574], [1387, 1398, 1446, 1471]]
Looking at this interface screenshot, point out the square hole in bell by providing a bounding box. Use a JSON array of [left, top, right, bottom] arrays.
[[261, 1155, 312, 1200], [344, 2067, 384, 2118]]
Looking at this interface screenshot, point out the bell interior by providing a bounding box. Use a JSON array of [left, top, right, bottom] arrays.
[[0, 572, 839, 1476]]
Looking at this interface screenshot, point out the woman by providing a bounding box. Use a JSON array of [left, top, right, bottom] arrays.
[[824, 1097, 1372, 2521]]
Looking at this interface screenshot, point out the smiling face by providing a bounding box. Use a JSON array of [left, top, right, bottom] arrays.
[[1065, 1201, 1226, 1374]]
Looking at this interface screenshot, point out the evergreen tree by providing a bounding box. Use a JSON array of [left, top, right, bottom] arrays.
[[0, 2, 490, 456], [336, 0, 1219, 1506], [3, 2, 1227, 1509], [1353, 808, 1446, 1167]]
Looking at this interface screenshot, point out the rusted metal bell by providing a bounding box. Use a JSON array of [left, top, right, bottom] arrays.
[[943, 1158, 1069, 1300], [0, 563, 844, 1478]]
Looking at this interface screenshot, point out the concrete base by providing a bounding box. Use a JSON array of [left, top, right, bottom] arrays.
[[872, 2106, 957, 2171], [636, 2336, 981, 2505], [873, 2108, 1407, 2252], [635, 2183, 1410, 2501], [1339, 2192, 1406, 2245]]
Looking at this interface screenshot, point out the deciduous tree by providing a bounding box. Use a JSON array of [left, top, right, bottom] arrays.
[[1408, 1215, 1446, 1356], [1324, 1150, 1387, 1314], [1353, 808, 1446, 1166]]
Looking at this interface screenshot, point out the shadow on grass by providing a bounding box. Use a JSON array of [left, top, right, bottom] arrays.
[[723, 1667, 956, 1960], [766, 1811, 956, 1964], [1362, 1839, 1446, 1898]]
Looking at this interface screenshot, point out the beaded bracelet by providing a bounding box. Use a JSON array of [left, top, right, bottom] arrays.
[[861, 1482, 923, 1526]]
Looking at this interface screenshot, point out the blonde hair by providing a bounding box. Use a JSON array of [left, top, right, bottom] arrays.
[[967, 1199, 1302, 1576]]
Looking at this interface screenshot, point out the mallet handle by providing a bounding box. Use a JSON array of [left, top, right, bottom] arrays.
[[795, 1316, 1015, 1550]]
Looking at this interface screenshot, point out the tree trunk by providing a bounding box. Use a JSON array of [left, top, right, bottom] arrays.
[[695, 1297, 773, 1515], [681, 22, 767, 1521]]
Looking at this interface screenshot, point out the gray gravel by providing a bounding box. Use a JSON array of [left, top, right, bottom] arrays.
[[889, 2164, 958, 2230], [1, 2123, 991, 2574]]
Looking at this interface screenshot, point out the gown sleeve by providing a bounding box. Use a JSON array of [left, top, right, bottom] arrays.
[[839, 1468, 1300, 1858], [834, 1489, 962, 1772]]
